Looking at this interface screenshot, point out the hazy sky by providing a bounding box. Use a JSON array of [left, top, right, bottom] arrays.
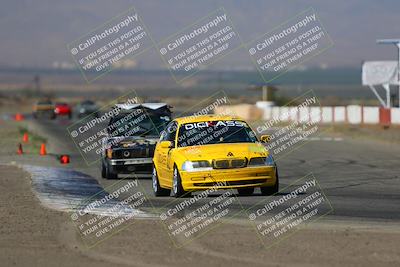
[[1, 0, 399, 69]]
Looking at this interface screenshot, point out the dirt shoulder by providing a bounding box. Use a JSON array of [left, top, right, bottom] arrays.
[[0, 165, 130, 267], [324, 124, 400, 144]]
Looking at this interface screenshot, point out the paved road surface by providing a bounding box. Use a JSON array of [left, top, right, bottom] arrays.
[[29, 118, 400, 223]]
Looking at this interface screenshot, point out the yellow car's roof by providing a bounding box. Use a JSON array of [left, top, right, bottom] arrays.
[[174, 114, 244, 124]]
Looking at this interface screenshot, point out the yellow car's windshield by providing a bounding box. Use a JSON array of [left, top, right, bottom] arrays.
[[177, 120, 257, 147]]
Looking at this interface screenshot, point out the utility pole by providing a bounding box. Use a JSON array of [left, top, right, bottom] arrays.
[[34, 75, 40, 96]]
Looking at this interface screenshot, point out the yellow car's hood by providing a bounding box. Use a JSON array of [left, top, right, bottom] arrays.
[[176, 143, 269, 161]]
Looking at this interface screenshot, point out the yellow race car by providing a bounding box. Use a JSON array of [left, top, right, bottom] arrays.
[[152, 114, 278, 197]]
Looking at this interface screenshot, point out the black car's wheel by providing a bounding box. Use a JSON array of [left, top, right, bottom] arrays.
[[172, 167, 190, 198], [152, 166, 171, 197], [237, 187, 255, 196], [261, 168, 279, 196], [104, 161, 117, 179]]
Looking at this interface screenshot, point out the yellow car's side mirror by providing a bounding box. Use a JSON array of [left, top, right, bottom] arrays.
[[159, 140, 174, 149], [260, 135, 271, 143]]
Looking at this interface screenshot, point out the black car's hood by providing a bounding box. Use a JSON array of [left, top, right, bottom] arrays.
[[107, 136, 158, 148]]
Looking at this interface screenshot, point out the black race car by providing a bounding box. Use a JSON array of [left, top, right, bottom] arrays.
[[101, 103, 172, 179], [76, 100, 99, 118]]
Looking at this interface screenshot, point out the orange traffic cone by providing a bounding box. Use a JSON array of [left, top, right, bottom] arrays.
[[17, 143, 23, 154], [15, 113, 24, 121], [23, 133, 29, 143], [39, 143, 47, 156]]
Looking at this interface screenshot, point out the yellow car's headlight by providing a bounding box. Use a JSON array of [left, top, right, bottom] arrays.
[[248, 155, 275, 166], [181, 160, 212, 172]]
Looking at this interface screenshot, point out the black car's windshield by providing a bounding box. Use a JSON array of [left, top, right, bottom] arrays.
[[177, 120, 257, 147], [108, 109, 170, 137], [81, 100, 95, 106]]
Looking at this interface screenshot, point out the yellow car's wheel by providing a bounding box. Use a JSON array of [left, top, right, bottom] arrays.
[[237, 187, 255, 196], [172, 167, 191, 198], [261, 168, 279, 196], [152, 166, 170, 197]]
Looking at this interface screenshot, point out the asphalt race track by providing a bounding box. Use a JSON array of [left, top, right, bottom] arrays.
[[29, 118, 400, 223]]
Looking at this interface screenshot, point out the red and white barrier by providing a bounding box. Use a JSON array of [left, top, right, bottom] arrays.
[[216, 103, 400, 126], [271, 107, 280, 120], [310, 107, 322, 123], [280, 107, 290, 121], [363, 107, 380, 124], [321, 107, 333, 123], [289, 107, 298, 121], [299, 107, 309, 122], [256, 104, 400, 125], [334, 106, 346, 122], [347, 105, 362, 124], [379, 108, 391, 126], [391, 108, 400, 124]]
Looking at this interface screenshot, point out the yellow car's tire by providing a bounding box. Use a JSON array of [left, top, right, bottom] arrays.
[[237, 187, 255, 196], [152, 166, 170, 197], [172, 167, 191, 198], [261, 168, 279, 196]]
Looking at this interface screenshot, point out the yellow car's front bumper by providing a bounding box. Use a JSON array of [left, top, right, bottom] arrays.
[[180, 166, 277, 191]]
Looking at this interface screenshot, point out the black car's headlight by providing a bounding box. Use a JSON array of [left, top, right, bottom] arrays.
[[181, 160, 212, 172]]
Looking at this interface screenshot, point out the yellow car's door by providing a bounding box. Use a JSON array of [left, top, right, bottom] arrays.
[[155, 144, 168, 186], [165, 146, 175, 184], [156, 121, 178, 188]]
